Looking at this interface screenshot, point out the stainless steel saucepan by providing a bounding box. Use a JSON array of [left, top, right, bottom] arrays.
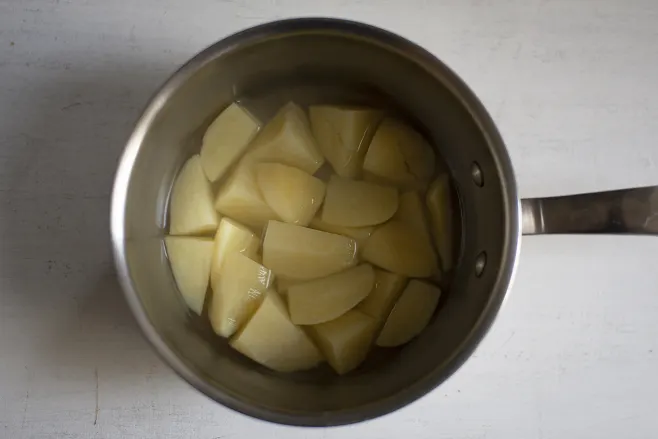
[[110, 18, 658, 426]]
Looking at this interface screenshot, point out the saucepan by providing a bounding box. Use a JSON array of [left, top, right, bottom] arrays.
[[110, 18, 658, 426]]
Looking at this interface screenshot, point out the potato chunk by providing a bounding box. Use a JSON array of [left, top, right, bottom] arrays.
[[230, 291, 323, 372], [427, 175, 455, 271], [376, 280, 441, 347], [309, 217, 373, 249], [321, 176, 398, 227], [394, 190, 432, 244], [307, 310, 377, 374], [358, 269, 406, 321], [262, 221, 357, 280], [309, 105, 382, 178], [256, 163, 326, 226], [200, 103, 259, 182], [363, 118, 435, 188], [209, 253, 273, 338], [210, 218, 259, 286], [287, 264, 375, 325], [164, 236, 214, 315], [362, 220, 438, 277]]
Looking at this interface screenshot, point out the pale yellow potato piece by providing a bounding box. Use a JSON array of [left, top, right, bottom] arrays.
[[255, 163, 326, 226], [309, 105, 383, 178], [169, 155, 220, 236], [200, 103, 259, 182], [214, 164, 278, 230], [287, 264, 375, 325], [230, 291, 323, 372], [376, 280, 441, 347], [427, 175, 455, 271], [394, 191, 432, 244], [363, 118, 435, 188], [358, 269, 407, 321], [309, 216, 373, 249], [209, 253, 273, 338], [321, 176, 398, 227], [276, 276, 302, 294], [262, 221, 357, 280], [210, 218, 260, 287], [307, 310, 377, 375], [363, 220, 438, 277], [246, 102, 324, 174], [164, 236, 214, 315]]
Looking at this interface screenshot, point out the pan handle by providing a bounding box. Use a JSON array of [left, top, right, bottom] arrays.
[[521, 186, 658, 235]]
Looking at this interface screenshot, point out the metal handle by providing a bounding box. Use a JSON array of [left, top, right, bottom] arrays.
[[521, 186, 658, 235]]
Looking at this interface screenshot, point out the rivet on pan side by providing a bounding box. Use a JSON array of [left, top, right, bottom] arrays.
[[471, 162, 484, 187], [475, 252, 486, 277]]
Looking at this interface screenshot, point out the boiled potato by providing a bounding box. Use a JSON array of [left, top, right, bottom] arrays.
[[309, 216, 373, 249], [169, 155, 220, 236], [262, 221, 357, 280], [307, 310, 377, 374], [230, 290, 323, 372], [276, 276, 302, 294], [287, 264, 375, 325], [209, 253, 273, 337], [358, 269, 407, 321], [214, 164, 278, 230], [377, 280, 441, 347], [200, 103, 259, 182], [164, 236, 214, 315], [363, 118, 435, 188], [246, 102, 324, 174], [255, 163, 326, 226], [309, 105, 382, 178], [210, 218, 260, 287], [321, 176, 398, 227], [362, 220, 438, 277], [427, 175, 455, 271], [394, 191, 432, 244]]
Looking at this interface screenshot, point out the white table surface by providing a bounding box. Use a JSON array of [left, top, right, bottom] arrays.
[[1, 0, 658, 438]]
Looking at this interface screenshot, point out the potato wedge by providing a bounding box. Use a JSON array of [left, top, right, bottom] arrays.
[[230, 290, 323, 372], [246, 102, 324, 174], [309, 105, 382, 178], [276, 276, 302, 294], [169, 155, 219, 236], [210, 218, 260, 289], [394, 190, 432, 244], [321, 176, 398, 227], [287, 264, 375, 325], [362, 220, 438, 277], [262, 221, 357, 280], [376, 280, 441, 347], [358, 269, 407, 321], [363, 118, 435, 188], [309, 216, 373, 249], [427, 175, 455, 271], [209, 253, 273, 337], [256, 163, 326, 226], [164, 236, 214, 315], [200, 103, 259, 182], [307, 310, 377, 374]]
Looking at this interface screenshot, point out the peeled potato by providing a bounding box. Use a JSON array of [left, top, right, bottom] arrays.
[[287, 264, 375, 325], [307, 310, 377, 374], [255, 163, 326, 226], [230, 290, 323, 372], [321, 176, 398, 227], [309, 105, 382, 178], [376, 280, 441, 347], [362, 220, 438, 277], [169, 155, 220, 236], [262, 221, 357, 280], [358, 269, 407, 321], [164, 236, 214, 315], [246, 102, 324, 174], [363, 118, 435, 188], [276, 276, 302, 294], [209, 253, 273, 338], [427, 175, 455, 271], [200, 103, 259, 182], [394, 191, 432, 244], [214, 164, 278, 230], [210, 218, 260, 287], [309, 216, 373, 249]]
